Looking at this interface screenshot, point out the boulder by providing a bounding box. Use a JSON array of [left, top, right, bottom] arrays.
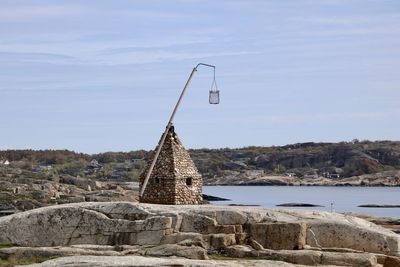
[[161, 232, 206, 247], [180, 213, 217, 233], [209, 233, 236, 250], [141, 244, 208, 259], [307, 221, 400, 256], [0, 206, 112, 246], [248, 222, 306, 250], [384, 256, 400, 267], [0, 205, 173, 247], [215, 210, 247, 225], [136, 229, 171, 245], [142, 216, 172, 231], [320, 251, 378, 266]]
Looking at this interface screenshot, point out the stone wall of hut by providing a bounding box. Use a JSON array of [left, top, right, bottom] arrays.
[[139, 127, 202, 205]]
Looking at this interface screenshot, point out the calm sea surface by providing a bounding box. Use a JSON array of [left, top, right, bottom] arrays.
[[203, 186, 400, 218]]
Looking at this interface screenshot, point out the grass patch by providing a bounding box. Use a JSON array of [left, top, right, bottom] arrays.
[[0, 256, 59, 267]]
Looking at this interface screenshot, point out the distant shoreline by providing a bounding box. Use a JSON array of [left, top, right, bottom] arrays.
[[203, 173, 400, 187], [204, 184, 400, 187]]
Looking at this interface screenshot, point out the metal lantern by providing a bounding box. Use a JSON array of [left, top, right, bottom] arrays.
[[209, 68, 219, 104], [209, 89, 219, 104]]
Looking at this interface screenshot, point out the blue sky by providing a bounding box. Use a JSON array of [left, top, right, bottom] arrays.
[[0, 0, 399, 153]]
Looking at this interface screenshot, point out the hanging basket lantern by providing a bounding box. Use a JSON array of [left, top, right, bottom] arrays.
[[209, 68, 219, 104], [209, 89, 219, 104]]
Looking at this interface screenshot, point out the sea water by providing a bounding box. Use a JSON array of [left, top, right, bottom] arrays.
[[203, 186, 400, 218]]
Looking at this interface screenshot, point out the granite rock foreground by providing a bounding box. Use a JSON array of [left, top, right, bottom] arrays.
[[23, 255, 318, 267], [0, 202, 399, 266]]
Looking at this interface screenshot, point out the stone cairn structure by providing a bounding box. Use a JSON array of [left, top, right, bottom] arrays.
[[139, 125, 202, 205]]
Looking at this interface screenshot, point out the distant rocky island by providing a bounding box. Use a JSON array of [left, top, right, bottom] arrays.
[[193, 140, 400, 186], [1, 140, 399, 187], [204, 171, 400, 186]]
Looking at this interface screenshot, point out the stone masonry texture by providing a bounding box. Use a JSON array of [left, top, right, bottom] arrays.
[[139, 126, 202, 205]]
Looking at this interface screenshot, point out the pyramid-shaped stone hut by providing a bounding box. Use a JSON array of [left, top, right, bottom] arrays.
[[139, 126, 202, 205]]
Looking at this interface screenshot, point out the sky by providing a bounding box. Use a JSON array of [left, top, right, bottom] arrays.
[[0, 0, 399, 153]]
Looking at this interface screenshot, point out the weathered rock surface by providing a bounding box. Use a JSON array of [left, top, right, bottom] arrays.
[[0, 244, 207, 260], [248, 222, 306, 250], [0, 202, 399, 266], [344, 212, 400, 234], [0, 202, 399, 257], [23, 255, 316, 267], [224, 245, 378, 266], [0, 173, 138, 217], [384, 255, 400, 267], [0, 244, 387, 267], [0, 246, 121, 259]]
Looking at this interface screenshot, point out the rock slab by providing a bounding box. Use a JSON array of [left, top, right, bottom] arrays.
[[0, 202, 399, 257]]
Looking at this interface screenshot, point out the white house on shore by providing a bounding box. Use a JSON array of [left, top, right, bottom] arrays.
[[0, 159, 10, 165]]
